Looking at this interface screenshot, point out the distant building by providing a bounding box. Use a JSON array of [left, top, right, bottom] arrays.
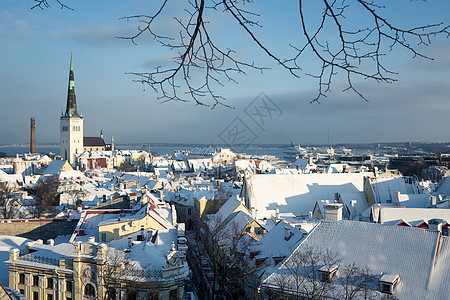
[[83, 135, 106, 152]]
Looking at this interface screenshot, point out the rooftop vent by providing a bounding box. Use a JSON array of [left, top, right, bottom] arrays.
[[319, 265, 338, 282], [324, 203, 343, 221], [284, 227, 293, 241], [428, 218, 444, 233], [379, 274, 399, 294]]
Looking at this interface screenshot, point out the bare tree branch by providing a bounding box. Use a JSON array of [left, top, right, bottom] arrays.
[[32, 0, 449, 106]]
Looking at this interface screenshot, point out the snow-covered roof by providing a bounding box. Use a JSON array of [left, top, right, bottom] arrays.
[[377, 207, 450, 226], [435, 176, 450, 195], [397, 193, 429, 208], [369, 176, 422, 204], [111, 228, 179, 270], [186, 158, 213, 172], [253, 221, 305, 261], [246, 173, 372, 220], [214, 196, 245, 223], [339, 192, 369, 218], [0, 170, 22, 185], [58, 170, 85, 181], [43, 160, 70, 175], [290, 158, 315, 172], [325, 164, 349, 174], [263, 220, 450, 299]]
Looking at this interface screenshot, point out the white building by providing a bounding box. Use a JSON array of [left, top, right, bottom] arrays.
[[60, 53, 83, 164]]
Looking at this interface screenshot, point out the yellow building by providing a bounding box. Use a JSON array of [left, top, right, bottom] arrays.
[[6, 226, 189, 300]]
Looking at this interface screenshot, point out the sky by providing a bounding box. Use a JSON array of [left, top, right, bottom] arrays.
[[0, 0, 449, 146]]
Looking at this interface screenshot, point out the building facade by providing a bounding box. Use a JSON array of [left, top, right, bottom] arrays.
[[7, 229, 189, 300]]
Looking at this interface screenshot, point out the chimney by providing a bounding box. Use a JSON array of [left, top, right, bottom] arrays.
[[284, 226, 291, 240], [334, 192, 339, 202], [275, 206, 280, 219], [428, 196, 437, 208], [393, 192, 401, 205], [128, 237, 132, 248], [88, 236, 95, 243], [251, 207, 256, 218], [324, 203, 343, 221], [30, 117, 36, 154], [47, 239, 54, 246], [428, 219, 443, 233], [350, 200, 357, 219]]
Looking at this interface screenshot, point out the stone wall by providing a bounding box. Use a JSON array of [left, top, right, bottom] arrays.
[[0, 219, 78, 241]]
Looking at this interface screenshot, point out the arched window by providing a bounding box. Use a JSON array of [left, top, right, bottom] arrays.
[[84, 283, 96, 298], [107, 288, 116, 300]]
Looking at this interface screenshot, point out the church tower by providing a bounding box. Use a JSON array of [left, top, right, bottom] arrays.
[[60, 52, 84, 164]]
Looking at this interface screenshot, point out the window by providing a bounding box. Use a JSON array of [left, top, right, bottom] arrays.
[[107, 288, 116, 300], [33, 275, 39, 287], [187, 208, 192, 216], [33, 292, 39, 300], [319, 265, 338, 282], [66, 280, 73, 292], [19, 289, 24, 295], [47, 278, 53, 289], [126, 290, 137, 300], [84, 283, 95, 298], [169, 289, 178, 300], [379, 274, 399, 294], [101, 233, 107, 242], [147, 291, 159, 300], [19, 273, 25, 284], [47, 294, 53, 300]]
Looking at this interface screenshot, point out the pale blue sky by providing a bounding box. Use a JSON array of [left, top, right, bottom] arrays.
[[0, 1, 449, 146]]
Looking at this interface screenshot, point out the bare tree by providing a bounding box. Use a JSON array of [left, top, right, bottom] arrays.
[[32, 1, 449, 106], [263, 246, 383, 300], [117, 160, 137, 173], [0, 181, 19, 219], [32, 176, 60, 218], [196, 214, 264, 299]]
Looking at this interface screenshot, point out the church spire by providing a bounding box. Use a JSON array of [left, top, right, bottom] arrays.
[[64, 52, 81, 118]]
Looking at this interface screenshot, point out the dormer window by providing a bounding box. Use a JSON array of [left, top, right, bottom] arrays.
[[319, 265, 338, 282], [273, 256, 285, 266], [379, 274, 399, 294]]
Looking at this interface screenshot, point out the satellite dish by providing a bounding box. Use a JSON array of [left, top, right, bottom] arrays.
[[124, 224, 130, 231]]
